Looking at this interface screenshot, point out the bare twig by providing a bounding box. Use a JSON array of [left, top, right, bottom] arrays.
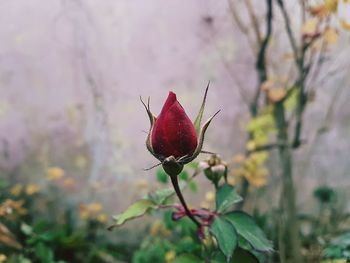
[[276, 0, 299, 66], [252, 0, 273, 116], [227, 0, 256, 53], [244, 0, 263, 43], [247, 142, 288, 154]]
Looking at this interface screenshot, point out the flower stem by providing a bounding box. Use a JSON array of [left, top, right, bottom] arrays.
[[170, 174, 201, 227]]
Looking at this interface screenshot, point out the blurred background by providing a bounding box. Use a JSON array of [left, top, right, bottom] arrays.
[[0, 0, 349, 262]]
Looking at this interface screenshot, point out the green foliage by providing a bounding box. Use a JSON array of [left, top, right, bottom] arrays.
[[283, 88, 299, 111], [224, 212, 273, 252], [156, 168, 169, 184], [314, 186, 336, 204], [170, 254, 201, 263], [210, 217, 238, 261], [111, 200, 155, 227], [0, 176, 134, 263], [322, 232, 350, 260], [216, 184, 243, 213], [212, 248, 260, 263]]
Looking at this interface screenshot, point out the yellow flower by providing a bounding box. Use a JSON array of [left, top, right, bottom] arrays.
[[0, 254, 7, 263], [164, 250, 176, 262], [46, 167, 65, 181], [25, 184, 40, 195], [149, 221, 162, 236], [10, 184, 23, 196], [79, 203, 105, 221], [97, 213, 108, 224], [88, 202, 103, 213]]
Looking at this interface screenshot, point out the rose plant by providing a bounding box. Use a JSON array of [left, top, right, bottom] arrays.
[[109, 84, 273, 262]]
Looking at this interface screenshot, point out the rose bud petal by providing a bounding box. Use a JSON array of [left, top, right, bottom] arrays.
[[151, 92, 197, 159]]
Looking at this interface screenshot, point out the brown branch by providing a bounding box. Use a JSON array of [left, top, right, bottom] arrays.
[[247, 142, 287, 154], [252, 0, 273, 116], [237, 0, 273, 211], [276, 0, 299, 67], [227, 0, 248, 34], [306, 19, 330, 89], [227, 0, 256, 55], [244, 0, 263, 43]]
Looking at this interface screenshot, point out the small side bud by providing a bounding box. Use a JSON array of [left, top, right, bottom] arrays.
[[200, 155, 228, 188]]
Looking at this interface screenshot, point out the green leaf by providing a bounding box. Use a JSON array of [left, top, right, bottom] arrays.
[[331, 231, 350, 246], [210, 216, 238, 262], [224, 212, 273, 252], [193, 83, 209, 135], [147, 181, 186, 205], [212, 248, 260, 263], [216, 184, 242, 213], [232, 248, 260, 263], [283, 88, 299, 111], [0, 177, 9, 189], [156, 168, 169, 184], [188, 181, 198, 193], [179, 170, 189, 181], [111, 200, 155, 227], [35, 242, 54, 262], [170, 254, 201, 263]]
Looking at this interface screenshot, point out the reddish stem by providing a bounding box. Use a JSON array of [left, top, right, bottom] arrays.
[[169, 174, 201, 227]]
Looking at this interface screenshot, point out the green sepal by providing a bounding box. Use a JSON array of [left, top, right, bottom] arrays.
[[194, 81, 210, 135]]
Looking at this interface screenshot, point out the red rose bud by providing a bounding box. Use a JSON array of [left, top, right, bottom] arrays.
[[141, 83, 220, 175], [151, 92, 197, 159]]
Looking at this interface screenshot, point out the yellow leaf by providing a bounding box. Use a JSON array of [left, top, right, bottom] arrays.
[[326, 0, 339, 12], [302, 19, 318, 36], [309, 0, 338, 17], [260, 80, 274, 91], [25, 184, 40, 195], [96, 213, 108, 224], [323, 28, 338, 44], [340, 18, 350, 31], [46, 167, 65, 181], [268, 88, 287, 103], [0, 254, 7, 263], [246, 141, 256, 151], [10, 184, 23, 196]]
